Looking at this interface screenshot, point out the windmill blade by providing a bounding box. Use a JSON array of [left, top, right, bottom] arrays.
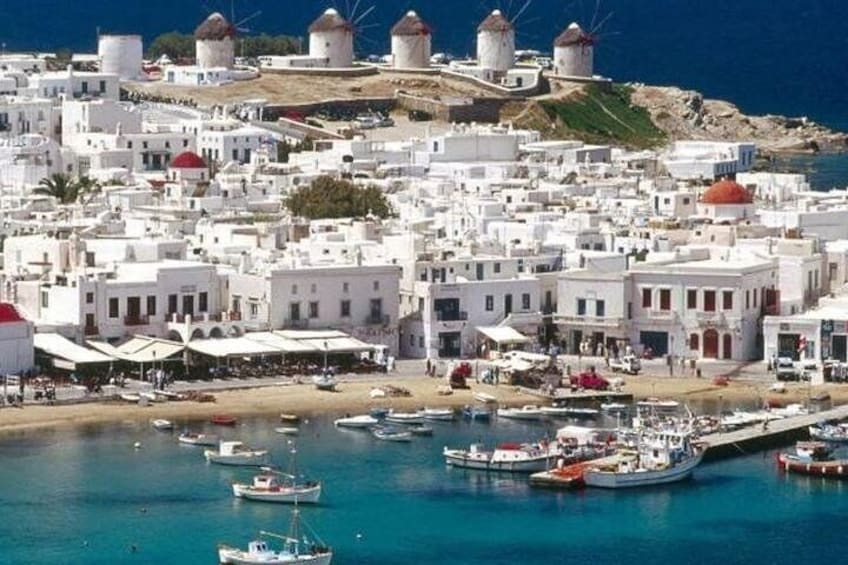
[[591, 11, 615, 35], [511, 0, 534, 25], [354, 5, 376, 26], [589, 0, 601, 32], [235, 9, 262, 29]]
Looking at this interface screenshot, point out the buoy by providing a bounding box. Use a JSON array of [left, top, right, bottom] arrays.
[[133, 442, 142, 449]]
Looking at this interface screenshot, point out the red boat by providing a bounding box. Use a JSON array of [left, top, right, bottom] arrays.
[[210, 414, 238, 426], [776, 441, 848, 478]]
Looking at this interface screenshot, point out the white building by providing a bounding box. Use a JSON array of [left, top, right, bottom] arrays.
[[0, 303, 34, 374], [24, 68, 120, 101], [390, 11, 432, 69], [477, 10, 514, 73], [98, 34, 143, 80], [308, 8, 355, 69], [553, 23, 594, 77], [195, 13, 236, 69], [0, 96, 56, 139], [662, 141, 756, 181]]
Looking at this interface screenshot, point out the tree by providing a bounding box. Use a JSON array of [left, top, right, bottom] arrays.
[[146, 32, 301, 61], [33, 174, 100, 205], [285, 176, 393, 220], [147, 32, 195, 60]]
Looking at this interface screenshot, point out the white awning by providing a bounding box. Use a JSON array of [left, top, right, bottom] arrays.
[[186, 337, 281, 358], [301, 336, 375, 354], [244, 332, 319, 354], [34, 333, 113, 366], [87, 336, 185, 363], [476, 326, 531, 345], [275, 330, 348, 340]]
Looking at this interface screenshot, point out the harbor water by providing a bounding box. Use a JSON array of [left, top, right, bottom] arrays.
[[1, 415, 847, 564]]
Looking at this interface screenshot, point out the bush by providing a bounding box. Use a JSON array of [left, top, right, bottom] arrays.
[[285, 176, 393, 219]]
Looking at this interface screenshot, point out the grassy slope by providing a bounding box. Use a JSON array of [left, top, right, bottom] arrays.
[[539, 84, 667, 149]]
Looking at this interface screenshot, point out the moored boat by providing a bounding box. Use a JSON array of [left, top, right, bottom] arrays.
[[211, 414, 238, 426], [809, 422, 848, 442], [777, 441, 848, 478], [280, 413, 300, 423], [312, 375, 337, 392], [275, 427, 299, 435], [443, 441, 560, 473], [497, 405, 544, 421], [120, 393, 141, 403], [540, 405, 600, 419], [333, 415, 379, 429], [462, 405, 492, 421], [372, 425, 413, 442], [178, 432, 219, 446], [410, 425, 434, 436], [473, 392, 498, 404], [205, 441, 269, 466], [600, 402, 628, 414], [233, 471, 321, 504], [420, 407, 455, 421], [385, 411, 424, 425], [151, 419, 174, 430]]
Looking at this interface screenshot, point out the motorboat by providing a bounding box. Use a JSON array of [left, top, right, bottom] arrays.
[[205, 441, 269, 466], [368, 407, 389, 419], [582, 428, 704, 488], [211, 414, 239, 426], [540, 406, 599, 419], [600, 402, 629, 414], [443, 441, 560, 473], [420, 407, 455, 421], [218, 506, 332, 565], [777, 441, 848, 478], [809, 422, 848, 442], [178, 432, 219, 446], [497, 405, 544, 421], [385, 411, 424, 425], [233, 471, 321, 504], [151, 419, 174, 430], [636, 398, 680, 413], [333, 415, 379, 429], [275, 427, 299, 435], [462, 405, 492, 422], [312, 375, 337, 392], [473, 392, 498, 404], [410, 425, 434, 436], [372, 426, 413, 442]]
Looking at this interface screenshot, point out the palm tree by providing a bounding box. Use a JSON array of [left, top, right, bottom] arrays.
[[34, 173, 79, 204], [76, 176, 101, 206]]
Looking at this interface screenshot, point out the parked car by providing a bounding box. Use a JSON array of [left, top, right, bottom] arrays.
[[569, 369, 609, 391], [609, 354, 641, 375]]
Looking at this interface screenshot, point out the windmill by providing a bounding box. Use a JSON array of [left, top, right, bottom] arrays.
[[554, 0, 618, 76]]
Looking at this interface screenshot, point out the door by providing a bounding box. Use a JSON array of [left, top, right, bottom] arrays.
[[639, 331, 669, 356], [703, 329, 719, 359], [504, 294, 513, 315], [438, 332, 462, 358], [722, 333, 733, 360], [476, 264, 484, 281], [127, 296, 141, 319], [182, 295, 195, 317], [833, 335, 847, 362], [572, 330, 583, 356], [778, 333, 801, 360]]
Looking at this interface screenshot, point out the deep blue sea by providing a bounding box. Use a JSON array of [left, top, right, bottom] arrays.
[[0, 414, 846, 564]]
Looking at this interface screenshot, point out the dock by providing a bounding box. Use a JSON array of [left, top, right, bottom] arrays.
[[702, 403, 848, 461], [518, 387, 633, 404]]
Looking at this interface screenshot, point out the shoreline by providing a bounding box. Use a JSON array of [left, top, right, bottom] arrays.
[[0, 373, 844, 436]]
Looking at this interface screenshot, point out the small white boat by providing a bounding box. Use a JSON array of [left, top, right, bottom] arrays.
[[333, 415, 379, 429], [233, 472, 321, 504], [410, 425, 434, 436], [218, 507, 332, 565], [372, 426, 413, 442], [139, 391, 159, 403], [151, 419, 174, 430], [420, 407, 455, 421], [385, 411, 424, 425], [540, 406, 600, 418], [178, 432, 219, 446], [497, 405, 544, 421], [443, 441, 560, 472], [153, 389, 181, 400], [601, 402, 629, 414], [473, 392, 498, 404], [769, 403, 808, 418], [809, 422, 848, 442], [312, 375, 337, 391], [275, 427, 299, 435], [205, 441, 269, 466], [120, 393, 141, 403]]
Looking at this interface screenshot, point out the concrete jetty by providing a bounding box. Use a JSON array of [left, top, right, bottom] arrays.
[[702, 403, 848, 461]]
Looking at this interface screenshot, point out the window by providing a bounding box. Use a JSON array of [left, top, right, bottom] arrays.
[[249, 302, 259, 319], [659, 289, 671, 311], [753, 288, 758, 308], [232, 149, 238, 161], [99, 80, 106, 93], [310, 283, 317, 294], [596, 300, 605, 317], [494, 262, 501, 274], [86, 292, 94, 304], [342, 282, 349, 293], [340, 300, 351, 317], [627, 302, 632, 320], [485, 295, 494, 311], [289, 302, 301, 321], [199, 291, 208, 313], [41, 290, 49, 309], [642, 288, 652, 308], [108, 297, 118, 318], [370, 299, 383, 321], [309, 301, 319, 319], [690, 333, 699, 351], [409, 334, 415, 347], [168, 294, 178, 315], [373, 281, 380, 291], [704, 290, 716, 312], [722, 291, 733, 310], [577, 299, 586, 316], [147, 296, 156, 317], [418, 336, 424, 348], [127, 141, 133, 149], [521, 293, 531, 310], [687, 289, 697, 309], [746, 290, 750, 309], [291, 284, 298, 295]]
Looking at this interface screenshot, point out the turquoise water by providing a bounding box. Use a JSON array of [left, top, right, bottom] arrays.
[[1, 415, 847, 564]]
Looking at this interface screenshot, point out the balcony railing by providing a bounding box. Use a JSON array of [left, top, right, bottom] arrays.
[[366, 314, 391, 326], [435, 311, 468, 322], [124, 315, 150, 326]]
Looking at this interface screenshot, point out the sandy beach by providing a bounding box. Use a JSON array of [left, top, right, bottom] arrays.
[[0, 371, 844, 435]]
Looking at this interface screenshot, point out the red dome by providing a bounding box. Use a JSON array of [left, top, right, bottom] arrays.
[[702, 180, 752, 205], [170, 152, 207, 169], [0, 303, 24, 323]]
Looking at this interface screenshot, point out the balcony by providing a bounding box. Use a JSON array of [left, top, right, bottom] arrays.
[[124, 315, 150, 326], [647, 309, 676, 321], [555, 315, 624, 328], [696, 311, 725, 326], [366, 314, 391, 326], [435, 311, 468, 322]]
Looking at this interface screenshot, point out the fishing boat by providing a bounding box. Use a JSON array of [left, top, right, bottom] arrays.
[[232, 458, 321, 504], [581, 428, 704, 488], [540, 406, 599, 419], [462, 405, 492, 421], [473, 392, 498, 404], [410, 425, 434, 436], [151, 419, 174, 430], [419, 407, 455, 421], [178, 432, 219, 446], [443, 441, 560, 472], [497, 405, 544, 421], [275, 427, 299, 435], [372, 425, 413, 442], [600, 402, 629, 414], [205, 441, 269, 466], [333, 415, 379, 429], [312, 375, 337, 392], [211, 414, 238, 426], [777, 441, 848, 477], [809, 422, 848, 442], [218, 505, 332, 565], [385, 411, 424, 425]]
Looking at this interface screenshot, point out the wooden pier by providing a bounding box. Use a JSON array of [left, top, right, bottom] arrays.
[[702, 404, 848, 461], [518, 387, 633, 404]]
